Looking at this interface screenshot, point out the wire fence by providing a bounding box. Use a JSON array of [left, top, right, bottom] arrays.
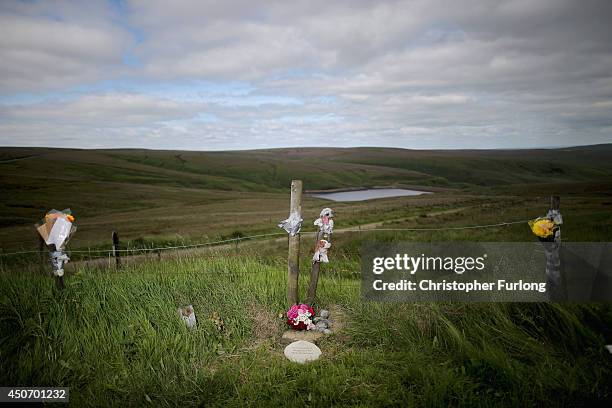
[[0, 219, 529, 258]]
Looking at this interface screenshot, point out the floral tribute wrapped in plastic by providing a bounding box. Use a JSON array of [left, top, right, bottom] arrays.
[[34, 209, 77, 277], [286, 304, 316, 331]]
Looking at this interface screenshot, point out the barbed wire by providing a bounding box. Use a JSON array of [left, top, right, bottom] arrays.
[[75, 232, 287, 253], [0, 219, 529, 257], [0, 232, 287, 257]]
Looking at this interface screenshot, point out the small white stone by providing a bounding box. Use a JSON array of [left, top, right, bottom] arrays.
[[284, 340, 322, 364], [606, 345, 612, 354], [319, 309, 330, 319]]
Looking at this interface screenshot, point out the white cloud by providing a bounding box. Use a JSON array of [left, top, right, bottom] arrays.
[[1, 93, 204, 127], [0, 1, 130, 91], [0, 0, 611, 149]]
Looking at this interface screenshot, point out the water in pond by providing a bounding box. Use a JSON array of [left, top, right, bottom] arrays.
[[310, 188, 432, 202]]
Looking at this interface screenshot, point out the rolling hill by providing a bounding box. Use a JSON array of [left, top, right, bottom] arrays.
[[1, 144, 611, 250]]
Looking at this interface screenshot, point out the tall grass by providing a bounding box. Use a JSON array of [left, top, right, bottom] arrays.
[[1, 251, 611, 407]]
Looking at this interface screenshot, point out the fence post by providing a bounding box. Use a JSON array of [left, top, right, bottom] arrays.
[[307, 208, 334, 305], [543, 195, 565, 300], [50, 244, 65, 290], [287, 180, 302, 306], [551, 196, 560, 212], [112, 231, 121, 269], [37, 234, 46, 272], [56, 273, 65, 289], [55, 271, 65, 289], [306, 230, 324, 305]]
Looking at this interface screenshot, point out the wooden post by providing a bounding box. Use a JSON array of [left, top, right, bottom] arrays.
[[287, 180, 302, 306], [544, 195, 565, 301], [157, 249, 161, 261], [112, 231, 121, 269], [56, 272, 65, 289], [51, 244, 65, 290], [550, 196, 560, 214], [38, 234, 46, 272], [307, 230, 324, 305], [55, 276, 66, 290], [307, 208, 334, 305]]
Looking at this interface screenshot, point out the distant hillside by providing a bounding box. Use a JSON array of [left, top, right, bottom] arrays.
[[1, 145, 612, 228]]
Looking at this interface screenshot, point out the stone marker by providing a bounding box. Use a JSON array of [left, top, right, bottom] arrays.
[[284, 340, 322, 364], [606, 345, 612, 354]]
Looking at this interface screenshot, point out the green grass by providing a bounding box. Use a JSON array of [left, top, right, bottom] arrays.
[[2, 145, 612, 406], [1, 253, 611, 407]]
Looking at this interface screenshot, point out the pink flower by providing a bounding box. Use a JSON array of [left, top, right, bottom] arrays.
[[287, 304, 299, 320], [286, 304, 316, 331]]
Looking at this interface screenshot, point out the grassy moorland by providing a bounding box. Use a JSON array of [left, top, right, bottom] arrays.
[[1, 145, 612, 406], [1, 145, 612, 252]]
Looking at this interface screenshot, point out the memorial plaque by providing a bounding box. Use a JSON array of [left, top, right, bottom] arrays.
[[283, 340, 322, 364]]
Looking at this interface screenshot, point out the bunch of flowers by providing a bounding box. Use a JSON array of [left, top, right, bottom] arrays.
[[34, 209, 77, 277], [35, 208, 77, 250], [286, 304, 315, 330]]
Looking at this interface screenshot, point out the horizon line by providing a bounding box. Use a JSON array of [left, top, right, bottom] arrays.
[[1, 143, 611, 153]]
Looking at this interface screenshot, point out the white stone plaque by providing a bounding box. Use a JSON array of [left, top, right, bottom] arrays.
[[283, 340, 321, 364]]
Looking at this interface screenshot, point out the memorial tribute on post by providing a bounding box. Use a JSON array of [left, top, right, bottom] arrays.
[[34, 209, 77, 289], [278, 180, 303, 306]]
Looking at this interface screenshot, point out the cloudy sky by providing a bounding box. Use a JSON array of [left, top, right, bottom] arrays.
[[1, 0, 611, 150]]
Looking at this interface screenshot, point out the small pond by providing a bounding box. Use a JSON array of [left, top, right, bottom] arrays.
[[310, 188, 432, 202]]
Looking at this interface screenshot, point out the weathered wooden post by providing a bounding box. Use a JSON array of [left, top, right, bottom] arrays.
[[38, 234, 46, 272], [42, 240, 69, 290], [307, 208, 334, 305], [278, 180, 303, 306], [55, 270, 65, 289], [112, 231, 121, 269], [306, 231, 324, 305], [543, 195, 565, 301], [51, 244, 65, 290], [287, 181, 302, 306]]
